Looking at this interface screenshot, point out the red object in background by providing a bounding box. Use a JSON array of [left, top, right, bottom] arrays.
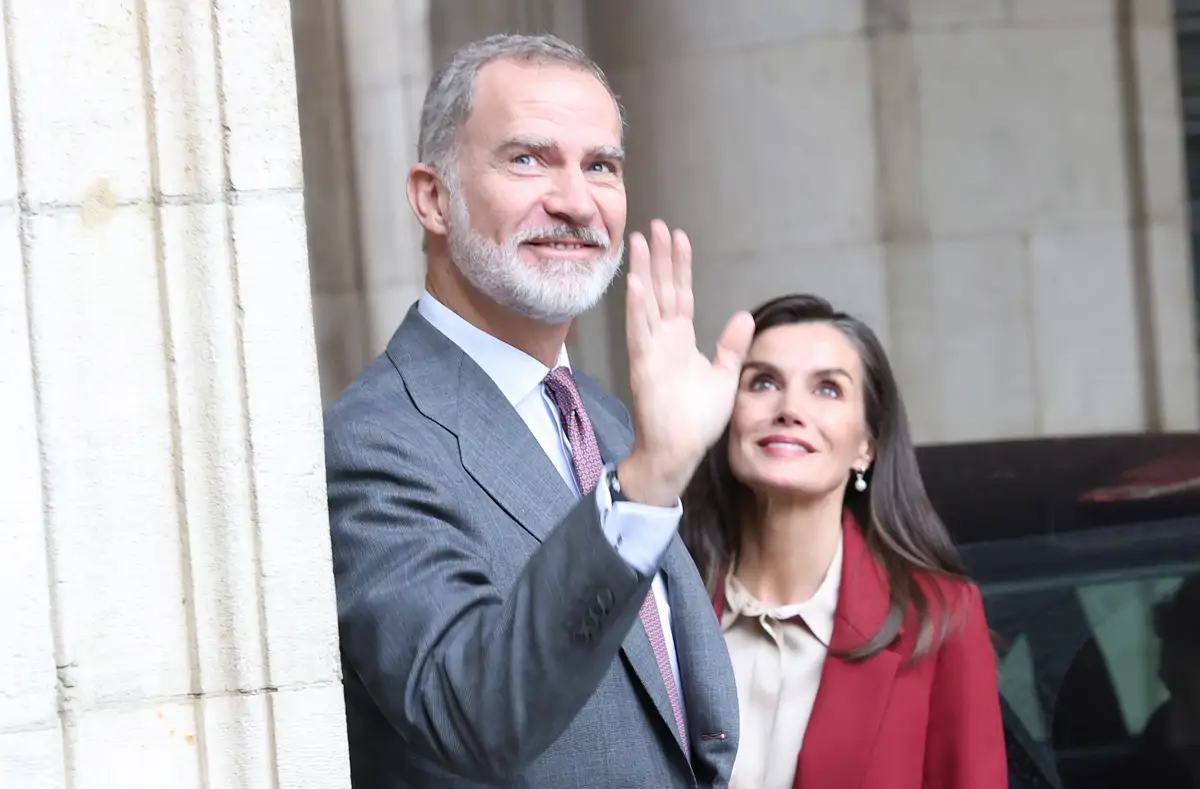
[[1078, 450, 1200, 502]]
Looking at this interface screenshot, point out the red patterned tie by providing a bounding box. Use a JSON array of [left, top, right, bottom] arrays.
[[542, 366, 690, 753]]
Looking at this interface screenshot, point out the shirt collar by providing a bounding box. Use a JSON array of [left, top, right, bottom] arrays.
[[418, 290, 570, 407], [721, 532, 844, 647]]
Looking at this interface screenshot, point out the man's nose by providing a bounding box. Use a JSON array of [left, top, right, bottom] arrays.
[[543, 168, 598, 226]]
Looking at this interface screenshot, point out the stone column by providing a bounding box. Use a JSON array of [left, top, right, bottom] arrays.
[[292, 0, 375, 405], [0, 1, 350, 787], [429, 0, 587, 66], [1125, 0, 1200, 431], [293, 0, 434, 404], [341, 0, 435, 360]]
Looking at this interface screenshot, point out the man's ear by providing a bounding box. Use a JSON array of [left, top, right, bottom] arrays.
[[407, 163, 450, 238]]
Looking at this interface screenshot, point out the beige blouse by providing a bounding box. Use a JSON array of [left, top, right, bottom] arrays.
[[721, 535, 843, 789]]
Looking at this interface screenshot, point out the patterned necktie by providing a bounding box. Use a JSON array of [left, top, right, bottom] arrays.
[[542, 366, 690, 753]]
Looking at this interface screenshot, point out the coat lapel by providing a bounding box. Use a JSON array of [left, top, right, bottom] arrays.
[[620, 606, 688, 755], [618, 536, 712, 758], [793, 514, 902, 789], [662, 537, 737, 776], [387, 306, 575, 543], [456, 361, 578, 541]]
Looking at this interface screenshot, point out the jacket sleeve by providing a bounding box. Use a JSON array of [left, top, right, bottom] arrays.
[[923, 582, 1010, 789], [326, 416, 653, 783]]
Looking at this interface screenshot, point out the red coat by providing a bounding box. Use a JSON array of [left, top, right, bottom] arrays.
[[713, 513, 1008, 789]]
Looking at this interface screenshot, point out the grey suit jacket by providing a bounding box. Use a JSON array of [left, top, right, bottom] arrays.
[[324, 306, 740, 788]]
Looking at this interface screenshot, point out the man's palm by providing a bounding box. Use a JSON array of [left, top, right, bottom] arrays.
[[625, 221, 754, 474]]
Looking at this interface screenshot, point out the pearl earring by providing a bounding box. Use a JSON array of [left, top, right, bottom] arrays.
[[854, 469, 868, 492]]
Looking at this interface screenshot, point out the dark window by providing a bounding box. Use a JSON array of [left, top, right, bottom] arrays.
[[964, 519, 1200, 789]]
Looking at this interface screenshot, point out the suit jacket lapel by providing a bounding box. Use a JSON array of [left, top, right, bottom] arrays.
[[794, 515, 902, 789], [388, 307, 575, 543], [620, 612, 687, 758], [662, 538, 734, 775], [457, 362, 577, 541]]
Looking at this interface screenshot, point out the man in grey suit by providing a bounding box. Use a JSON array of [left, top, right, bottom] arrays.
[[325, 33, 753, 788]]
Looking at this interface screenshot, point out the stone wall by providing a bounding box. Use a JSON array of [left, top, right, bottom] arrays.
[[586, 0, 1197, 441]]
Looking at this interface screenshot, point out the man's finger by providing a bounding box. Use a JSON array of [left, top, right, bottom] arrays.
[[649, 219, 676, 319], [672, 228, 693, 320], [627, 232, 660, 329], [625, 271, 651, 356], [712, 311, 755, 375]]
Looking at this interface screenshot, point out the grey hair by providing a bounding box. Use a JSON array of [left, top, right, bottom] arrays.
[[417, 33, 624, 173]]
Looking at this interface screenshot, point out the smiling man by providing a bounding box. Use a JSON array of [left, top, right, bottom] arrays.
[[324, 34, 744, 789]]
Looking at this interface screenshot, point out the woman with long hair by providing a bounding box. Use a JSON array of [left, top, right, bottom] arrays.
[[680, 293, 1007, 789]]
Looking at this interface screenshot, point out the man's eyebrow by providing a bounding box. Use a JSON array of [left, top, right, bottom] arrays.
[[496, 136, 624, 161], [497, 134, 556, 153], [592, 145, 625, 161]]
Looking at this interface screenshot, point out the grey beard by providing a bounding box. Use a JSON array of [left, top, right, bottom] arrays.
[[445, 185, 624, 324]]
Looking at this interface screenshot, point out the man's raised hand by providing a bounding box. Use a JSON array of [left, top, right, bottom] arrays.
[[618, 220, 755, 506]]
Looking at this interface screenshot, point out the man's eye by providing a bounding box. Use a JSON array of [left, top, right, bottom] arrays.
[[513, 154, 535, 166], [589, 161, 617, 174]]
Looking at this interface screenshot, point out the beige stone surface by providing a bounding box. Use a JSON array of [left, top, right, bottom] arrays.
[[0, 0, 350, 786]]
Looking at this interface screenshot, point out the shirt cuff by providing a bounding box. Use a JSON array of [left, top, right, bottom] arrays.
[[594, 465, 681, 576]]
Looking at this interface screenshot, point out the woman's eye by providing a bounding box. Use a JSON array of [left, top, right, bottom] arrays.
[[749, 376, 778, 391], [816, 382, 842, 398]]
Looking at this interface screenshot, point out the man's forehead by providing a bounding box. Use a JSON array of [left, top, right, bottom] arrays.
[[473, 57, 605, 99], [467, 58, 621, 142]]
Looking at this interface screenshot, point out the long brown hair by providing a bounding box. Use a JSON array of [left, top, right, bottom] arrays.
[[680, 293, 969, 660]]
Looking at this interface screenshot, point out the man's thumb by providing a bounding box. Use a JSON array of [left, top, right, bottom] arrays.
[[713, 311, 755, 373]]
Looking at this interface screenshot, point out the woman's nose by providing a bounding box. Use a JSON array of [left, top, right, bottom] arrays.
[[774, 405, 805, 426]]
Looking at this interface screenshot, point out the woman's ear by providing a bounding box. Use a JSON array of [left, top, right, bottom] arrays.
[[407, 163, 451, 238], [856, 437, 874, 472]]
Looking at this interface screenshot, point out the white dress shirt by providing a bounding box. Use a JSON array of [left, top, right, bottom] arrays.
[[722, 534, 843, 789], [417, 292, 686, 707]]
